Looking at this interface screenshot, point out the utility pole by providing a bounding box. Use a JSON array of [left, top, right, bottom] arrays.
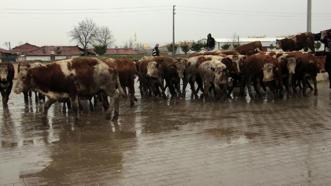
[[172, 5, 176, 56], [307, 0, 312, 32]]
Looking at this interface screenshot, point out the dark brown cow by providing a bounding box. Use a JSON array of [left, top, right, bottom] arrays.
[[103, 58, 137, 106], [313, 29, 331, 51], [0, 62, 14, 107], [276, 32, 315, 52], [235, 41, 262, 55], [14, 57, 124, 120], [290, 53, 319, 96]]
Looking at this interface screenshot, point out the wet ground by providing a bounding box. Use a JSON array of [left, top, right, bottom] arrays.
[[1, 82, 331, 186]]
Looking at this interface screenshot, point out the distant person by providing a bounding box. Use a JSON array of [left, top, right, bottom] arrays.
[[206, 33, 216, 51], [152, 44, 160, 56], [323, 32, 331, 88]]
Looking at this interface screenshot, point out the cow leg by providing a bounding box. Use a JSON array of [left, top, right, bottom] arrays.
[[312, 76, 318, 96], [302, 78, 307, 96], [128, 80, 135, 107], [189, 80, 198, 99], [112, 90, 120, 121], [159, 79, 167, 99], [182, 78, 189, 98], [246, 77, 254, 98], [166, 79, 176, 98], [101, 92, 109, 111], [1, 91, 8, 108], [23, 91, 29, 104], [70, 96, 80, 118], [35, 92, 39, 104], [43, 98, 56, 115], [253, 79, 262, 98], [87, 97, 94, 111], [203, 81, 210, 100]]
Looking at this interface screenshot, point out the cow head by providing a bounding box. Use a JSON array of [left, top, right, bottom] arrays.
[[14, 67, 31, 94], [286, 57, 297, 74], [175, 58, 187, 79], [0, 65, 10, 82], [276, 39, 282, 49], [230, 55, 246, 73], [262, 63, 275, 82], [213, 62, 228, 86], [146, 61, 160, 79]]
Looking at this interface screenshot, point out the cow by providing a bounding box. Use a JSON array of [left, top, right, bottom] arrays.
[[103, 58, 137, 107], [136, 58, 161, 98], [289, 52, 319, 96], [313, 29, 331, 51], [17, 61, 45, 104], [14, 57, 124, 120], [197, 55, 228, 99], [144, 56, 181, 98], [221, 54, 246, 97], [0, 62, 14, 107], [183, 55, 209, 99], [235, 41, 263, 55], [276, 32, 315, 52], [241, 53, 281, 98]]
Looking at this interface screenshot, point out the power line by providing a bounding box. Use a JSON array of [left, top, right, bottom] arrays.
[[179, 6, 331, 17]]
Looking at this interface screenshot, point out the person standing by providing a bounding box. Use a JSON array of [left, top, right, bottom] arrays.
[[206, 33, 216, 51], [152, 44, 160, 56]]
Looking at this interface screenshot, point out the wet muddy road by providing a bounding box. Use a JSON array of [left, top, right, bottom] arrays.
[[1, 83, 331, 186]]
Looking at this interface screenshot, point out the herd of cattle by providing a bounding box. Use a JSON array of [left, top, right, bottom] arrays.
[[0, 30, 329, 121]]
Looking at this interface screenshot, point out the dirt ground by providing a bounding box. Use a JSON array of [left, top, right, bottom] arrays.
[[1, 82, 331, 185]]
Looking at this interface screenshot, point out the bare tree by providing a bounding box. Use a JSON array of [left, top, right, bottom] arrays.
[[94, 26, 114, 47], [70, 19, 97, 55]]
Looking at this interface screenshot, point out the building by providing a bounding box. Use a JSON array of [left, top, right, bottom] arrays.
[[24, 46, 89, 61], [0, 48, 16, 62], [10, 43, 95, 62]]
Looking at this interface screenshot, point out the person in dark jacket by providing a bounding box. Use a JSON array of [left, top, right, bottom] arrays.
[[323, 32, 331, 88], [206, 33, 216, 51], [152, 44, 160, 56]]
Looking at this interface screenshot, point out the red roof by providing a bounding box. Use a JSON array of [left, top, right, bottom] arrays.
[[106, 48, 140, 55], [11, 43, 40, 54], [26, 46, 83, 56]]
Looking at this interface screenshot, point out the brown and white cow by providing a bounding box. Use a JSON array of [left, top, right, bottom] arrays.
[[17, 61, 46, 104], [276, 32, 315, 52], [241, 53, 281, 98], [0, 62, 14, 107], [14, 57, 124, 120], [143, 56, 181, 98], [197, 55, 228, 99], [103, 58, 137, 107]]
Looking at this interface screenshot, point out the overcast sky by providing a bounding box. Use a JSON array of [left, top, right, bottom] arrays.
[[0, 0, 330, 48]]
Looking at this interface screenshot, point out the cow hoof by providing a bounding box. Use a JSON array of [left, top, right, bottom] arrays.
[[112, 113, 119, 121]]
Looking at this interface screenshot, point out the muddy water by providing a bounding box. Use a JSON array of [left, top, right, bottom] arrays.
[[1, 83, 331, 185]]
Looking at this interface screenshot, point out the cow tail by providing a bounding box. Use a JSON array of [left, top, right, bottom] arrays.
[[116, 72, 126, 97]]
